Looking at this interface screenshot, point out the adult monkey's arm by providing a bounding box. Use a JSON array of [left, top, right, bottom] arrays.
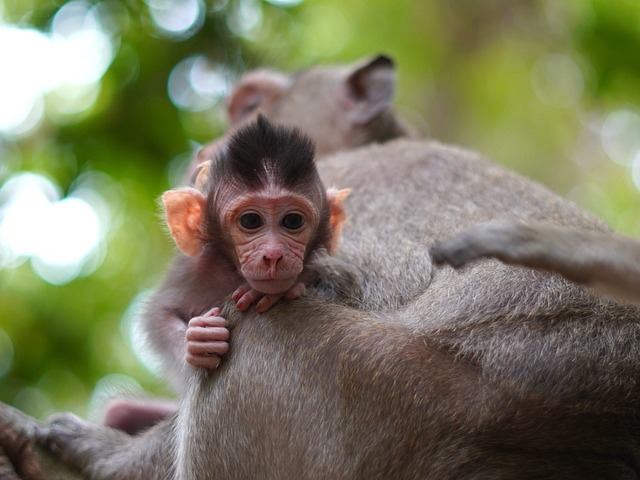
[[432, 221, 640, 304]]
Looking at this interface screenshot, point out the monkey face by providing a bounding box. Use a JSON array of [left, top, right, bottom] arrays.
[[227, 193, 318, 294]]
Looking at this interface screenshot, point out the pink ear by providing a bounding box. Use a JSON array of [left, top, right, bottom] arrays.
[[162, 188, 207, 256], [325, 188, 351, 254], [341, 55, 395, 125], [227, 70, 292, 124]]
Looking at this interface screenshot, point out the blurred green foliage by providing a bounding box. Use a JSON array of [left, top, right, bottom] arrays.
[[0, 0, 639, 419]]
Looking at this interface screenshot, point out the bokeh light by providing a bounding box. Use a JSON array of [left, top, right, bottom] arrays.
[[0, 172, 110, 285], [168, 55, 233, 112], [632, 153, 640, 192], [0, 173, 61, 268], [88, 373, 145, 421], [227, 0, 263, 39], [145, 0, 206, 40], [531, 53, 584, 108], [600, 110, 640, 167], [120, 290, 164, 378], [0, 1, 115, 138], [0, 27, 49, 136], [265, 0, 304, 6]]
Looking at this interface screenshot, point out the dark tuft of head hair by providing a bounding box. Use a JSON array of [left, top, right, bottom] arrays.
[[201, 115, 332, 259], [223, 114, 317, 190]]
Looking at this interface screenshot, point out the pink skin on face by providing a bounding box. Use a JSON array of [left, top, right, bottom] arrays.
[[237, 232, 305, 291], [226, 190, 318, 312]]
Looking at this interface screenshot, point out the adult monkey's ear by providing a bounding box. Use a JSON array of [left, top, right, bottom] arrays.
[[194, 160, 212, 191], [325, 188, 351, 255], [341, 54, 396, 125], [162, 188, 207, 256], [227, 70, 293, 125]]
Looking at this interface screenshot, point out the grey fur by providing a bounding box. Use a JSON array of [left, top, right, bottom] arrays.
[[38, 58, 640, 479]]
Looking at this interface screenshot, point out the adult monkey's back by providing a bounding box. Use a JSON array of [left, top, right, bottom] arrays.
[[37, 56, 640, 479]]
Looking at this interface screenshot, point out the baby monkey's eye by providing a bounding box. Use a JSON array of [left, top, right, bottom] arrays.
[[239, 213, 263, 230], [281, 213, 306, 230]]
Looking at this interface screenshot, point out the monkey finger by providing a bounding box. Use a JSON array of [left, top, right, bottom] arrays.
[[235, 289, 264, 312], [186, 352, 221, 369], [283, 282, 305, 301], [188, 316, 227, 329], [204, 307, 221, 317], [186, 326, 230, 342], [187, 340, 229, 357], [231, 285, 251, 303], [255, 294, 284, 313]]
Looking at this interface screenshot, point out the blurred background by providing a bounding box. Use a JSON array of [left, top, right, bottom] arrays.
[[0, 0, 639, 419]]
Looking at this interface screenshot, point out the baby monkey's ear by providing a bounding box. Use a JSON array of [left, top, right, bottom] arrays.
[[162, 188, 207, 256], [325, 188, 351, 255]]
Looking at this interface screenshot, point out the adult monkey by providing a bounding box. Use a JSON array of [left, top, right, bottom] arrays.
[[3, 55, 640, 479]]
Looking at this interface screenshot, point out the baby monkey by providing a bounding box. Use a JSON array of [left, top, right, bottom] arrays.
[[104, 116, 349, 433], [162, 114, 350, 367]]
